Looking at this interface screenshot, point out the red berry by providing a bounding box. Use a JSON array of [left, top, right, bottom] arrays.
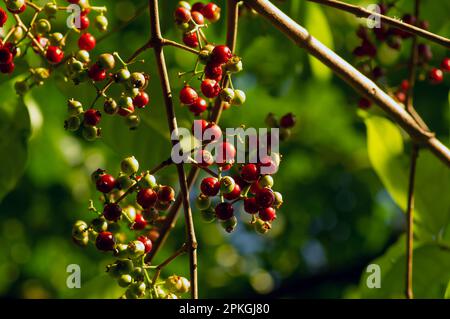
[[95, 231, 115, 251], [84, 109, 102, 126], [211, 45, 232, 64], [400, 79, 410, 91], [0, 62, 14, 74], [103, 203, 122, 221], [137, 188, 158, 209], [88, 64, 106, 82], [133, 214, 147, 230], [244, 197, 259, 214], [180, 86, 198, 105], [204, 63, 223, 81], [78, 33, 96, 51], [192, 2, 205, 12], [241, 164, 259, 183], [133, 91, 149, 108], [259, 207, 277, 222], [174, 7, 191, 23], [201, 3, 221, 21], [8, 4, 26, 14], [183, 32, 199, 48], [255, 187, 275, 208], [32, 36, 49, 53], [137, 235, 152, 253], [194, 149, 214, 167], [46, 46, 64, 64], [395, 90, 406, 103], [96, 174, 116, 193], [358, 97, 371, 109], [78, 15, 90, 30], [418, 20, 429, 30], [429, 68, 444, 84], [157, 185, 175, 202], [280, 113, 296, 128], [201, 79, 220, 98], [189, 97, 208, 115], [215, 142, 236, 165], [118, 104, 135, 117], [67, 0, 80, 3], [215, 202, 234, 220], [441, 58, 450, 72], [191, 11, 204, 25], [223, 184, 241, 200], [0, 8, 8, 27], [0, 47, 13, 65], [201, 177, 220, 196], [191, 119, 209, 137], [418, 44, 432, 62]]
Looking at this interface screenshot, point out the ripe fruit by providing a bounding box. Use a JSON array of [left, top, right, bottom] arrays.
[[78, 33, 96, 51], [259, 207, 277, 222], [96, 174, 116, 193], [192, 2, 205, 12], [223, 183, 241, 200], [441, 58, 450, 72], [103, 203, 122, 222], [244, 197, 259, 214], [0, 47, 13, 65], [183, 32, 199, 48], [121, 156, 139, 175], [188, 97, 208, 115], [137, 235, 152, 253], [0, 62, 14, 74], [400, 79, 410, 91], [78, 14, 90, 30], [220, 176, 236, 194], [174, 7, 191, 23], [201, 79, 220, 98], [358, 97, 371, 109], [280, 113, 296, 128], [215, 202, 234, 220], [88, 64, 107, 82], [211, 45, 232, 64], [0, 8, 8, 27], [204, 62, 223, 81], [241, 164, 259, 183], [133, 91, 149, 108], [133, 214, 147, 230], [215, 142, 236, 165], [137, 188, 158, 208], [157, 185, 175, 202], [191, 11, 204, 25], [180, 86, 198, 105], [45, 46, 64, 64], [96, 231, 115, 251], [202, 3, 221, 22], [429, 68, 443, 84], [256, 187, 275, 208], [83, 109, 101, 126], [200, 177, 220, 196]]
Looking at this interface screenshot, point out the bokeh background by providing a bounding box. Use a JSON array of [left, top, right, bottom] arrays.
[[0, 0, 449, 298]]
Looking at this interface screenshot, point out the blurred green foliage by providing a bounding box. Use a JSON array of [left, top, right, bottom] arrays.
[[0, 0, 449, 298]]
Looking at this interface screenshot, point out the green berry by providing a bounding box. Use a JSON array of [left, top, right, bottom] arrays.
[[67, 99, 84, 116], [131, 267, 144, 281], [121, 156, 139, 175], [139, 172, 157, 189], [94, 15, 109, 32], [166, 275, 190, 294], [220, 176, 236, 194], [91, 217, 108, 232], [127, 240, 146, 258], [64, 116, 81, 131], [254, 218, 270, 234], [200, 207, 216, 223], [219, 88, 235, 103], [221, 216, 238, 233], [72, 220, 88, 241], [44, 2, 58, 16], [195, 194, 211, 210], [114, 244, 130, 260], [98, 53, 115, 70], [123, 205, 137, 221], [82, 125, 100, 141], [232, 90, 246, 105], [225, 56, 243, 73], [116, 260, 134, 275], [116, 174, 134, 190], [129, 72, 146, 89], [273, 191, 283, 209], [126, 114, 140, 130], [258, 175, 274, 188], [76, 50, 90, 63], [103, 98, 118, 115], [118, 274, 132, 288], [114, 68, 131, 83]]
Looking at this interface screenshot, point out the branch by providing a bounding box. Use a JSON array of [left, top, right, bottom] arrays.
[[244, 0, 450, 168], [307, 0, 450, 49], [148, 0, 198, 299]]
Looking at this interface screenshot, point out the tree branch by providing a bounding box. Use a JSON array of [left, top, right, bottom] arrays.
[[244, 0, 450, 168], [307, 0, 450, 49]]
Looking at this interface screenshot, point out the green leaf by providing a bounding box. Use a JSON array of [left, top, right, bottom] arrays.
[[0, 80, 31, 202], [445, 280, 450, 299], [305, 4, 333, 81]]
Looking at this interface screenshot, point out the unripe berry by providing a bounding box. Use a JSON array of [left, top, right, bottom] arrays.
[[137, 188, 158, 208], [78, 33, 96, 51], [219, 88, 235, 103], [241, 164, 259, 183], [280, 112, 296, 128], [64, 116, 81, 131], [273, 191, 283, 209], [46, 46, 64, 64], [118, 274, 132, 288], [139, 172, 157, 189], [137, 235, 153, 253], [224, 56, 243, 73], [76, 50, 90, 63], [200, 177, 220, 196], [220, 176, 236, 194], [200, 207, 216, 223], [35, 18, 52, 34], [126, 282, 146, 299], [180, 85, 198, 105], [83, 108, 101, 126], [97, 53, 115, 70], [220, 216, 237, 233], [158, 185, 175, 202], [231, 89, 246, 105], [92, 217, 108, 232], [114, 68, 131, 83], [133, 214, 147, 230], [256, 187, 275, 208], [130, 72, 147, 89], [104, 98, 118, 114], [114, 243, 130, 260], [258, 175, 274, 188], [118, 96, 135, 116], [96, 174, 116, 193], [126, 114, 140, 130], [127, 240, 146, 257], [254, 218, 271, 234], [259, 207, 277, 222], [103, 203, 122, 222], [196, 194, 211, 210], [95, 231, 115, 251], [116, 174, 134, 190], [121, 156, 139, 175], [166, 275, 190, 294], [94, 15, 108, 32], [131, 267, 144, 281], [215, 202, 234, 220], [211, 45, 232, 64], [72, 220, 88, 240], [244, 197, 259, 214]]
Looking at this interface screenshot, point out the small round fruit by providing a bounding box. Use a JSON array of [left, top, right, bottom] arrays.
[[429, 68, 444, 84], [174, 7, 191, 23], [441, 58, 450, 72], [256, 187, 275, 208], [223, 183, 241, 201], [219, 88, 235, 103], [220, 176, 236, 194], [200, 177, 220, 196], [78, 33, 96, 51], [137, 188, 158, 208], [180, 85, 198, 105], [202, 3, 221, 22], [241, 164, 259, 183], [215, 202, 234, 220], [358, 97, 371, 109], [201, 79, 220, 98], [118, 274, 132, 288], [280, 112, 296, 128], [231, 89, 246, 105], [72, 220, 88, 240], [220, 216, 237, 233], [133, 91, 149, 108], [254, 218, 270, 234], [130, 72, 146, 88], [211, 45, 232, 64], [88, 64, 106, 82], [188, 97, 208, 115], [133, 213, 147, 230], [137, 235, 152, 253], [103, 203, 122, 222], [273, 191, 283, 209], [191, 11, 204, 25], [114, 68, 131, 82], [46, 46, 64, 64], [139, 172, 157, 189], [104, 98, 118, 114], [97, 53, 115, 70], [127, 240, 146, 257], [96, 174, 116, 193], [92, 217, 108, 232], [158, 185, 175, 202], [183, 32, 199, 48], [196, 194, 211, 210], [121, 156, 139, 175], [95, 231, 115, 251], [244, 197, 259, 214], [204, 62, 223, 81], [259, 207, 277, 222], [83, 108, 101, 126]]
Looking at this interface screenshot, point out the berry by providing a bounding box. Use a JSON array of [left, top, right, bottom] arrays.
[[137, 236, 152, 253], [183, 32, 199, 48], [280, 113, 296, 128], [395, 91, 406, 103], [273, 191, 283, 209], [221, 216, 237, 233], [258, 175, 274, 188], [192, 2, 205, 12], [78, 33, 96, 51], [223, 183, 241, 200], [191, 11, 204, 25], [418, 44, 432, 62], [88, 64, 107, 82], [78, 14, 90, 30], [94, 15, 108, 32], [0, 62, 14, 74], [256, 187, 275, 208], [231, 89, 246, 105], [127, 240, 146, 257], [114, 68, 131, 82], [96, 174, 116, 193], [204, 63, 223, 81], [189, 97, 208, 115], [0, 8, 8, 27], [211, 45, 232, 64], [358, 97, 371, 109], [202, 3, 221, 22], [98, 53, 116, 70], [137, 188, 158, 208], [215, 141, 236, 165], [244, 197, 259, 214], [441, 58, 450, 72], [118, 96, 135, 116], [130, 72, 147, 88], [200, 177, 220, 196], [121, 156, 139, 175], [180, 86, 198, 105], [215, 202, 234, 220], [201, 79, 220, 98], [133, 91, 150, 108], [174, 7, 191, 23], [157, 185, 175, 202], [103, 203, 122, 222], [220, 176, 236, 194], [0, 47, 13, 65], [259, 207, 276, 222], [429, 68, 444, 84], [196, 194, 211, 210], [400, 79, 410, 91], [241, 164, 259, 183], [84, 109, 101, 126], [194, 149, 214, 167], [96, 231, 115, 251], [133, 214, 147, 230], [219, 88, 235, 103]]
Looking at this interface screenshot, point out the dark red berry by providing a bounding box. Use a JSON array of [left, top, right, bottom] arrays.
[[211, 45, 232, 64], [255, 187, 275, 208], [191, 11, 204, 25], [215, 202, 234, 220], [8, 4, 26, 14], [78, 14, 90, 30], [215, 141, 236, 165], [201, 3, 221, 21], [0, 62, 14, 74], [429, 68, 444, 84], [174, 7, 191, 23], [189, 97, 208, 115], [192, 2, 205, 12], [183, 32, 199, 48], [84, 109, 101, 126], [67, 0, 80, 3], [133, 214, 147, 230], [88, 64, 107, 82], [244, 197, 259, 214], [0, 47, 13, 65], [395, 90, 406, 103], [133, 91, 149, 108], [441, 58, 450, 72], [0, 8, 8, 27], [201, 79, 220, 98], [137, 188, 158, 209], [157, 185, 175, 202], [78, 33, 96, 51], [280, 113, 296, 128], [96, 231, 115, 251], [103, 203, 122, 221], [46, 46, 64, 64], [358, 97, 371, 110], [137, 235, 152, 253], [241, 164, 259, 183], [201, 177, 220, 196], [418, 43, 432, 62], [418, 20, 429, 30], [204, 63, 223, 81], [223, 183, 241, 201], [180, 85, 198, 105], [400, 79, 410, 91], [96, 174, 116, 193], [259, 207, 277, 222]]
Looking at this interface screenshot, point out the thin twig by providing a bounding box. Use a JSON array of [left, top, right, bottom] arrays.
[[152, 244, 187, 285]]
